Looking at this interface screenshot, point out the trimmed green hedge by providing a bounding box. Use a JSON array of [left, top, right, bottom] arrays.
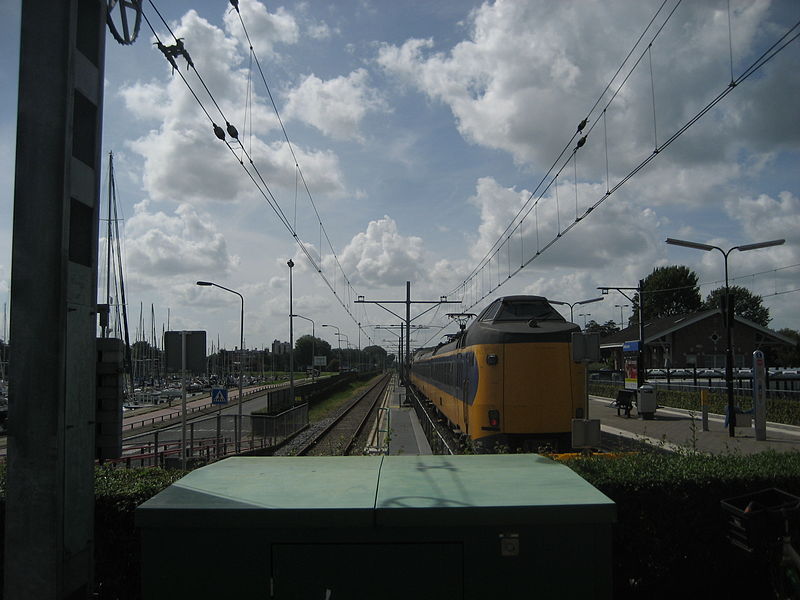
[[3, 451, 800, 599], [0, 465, 185, 600], [563, 450, 800, 599]]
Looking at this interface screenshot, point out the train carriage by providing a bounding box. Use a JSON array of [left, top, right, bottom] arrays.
[[409, 295, 585, 452]]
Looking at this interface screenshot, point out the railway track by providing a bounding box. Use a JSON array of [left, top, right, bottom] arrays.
[[293, 373, 392, 456]]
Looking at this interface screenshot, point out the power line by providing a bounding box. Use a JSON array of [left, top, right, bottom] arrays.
[[142, 2, 376, 344], [453, 0, 679, 295], [452, 13, 800, 313]]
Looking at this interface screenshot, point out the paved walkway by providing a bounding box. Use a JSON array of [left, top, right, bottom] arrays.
[[387, 385, 432, 456], [589, 394, 800, 454]]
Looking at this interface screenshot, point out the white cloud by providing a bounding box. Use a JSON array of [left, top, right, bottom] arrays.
[[223, 0, 299, 57], [123, 200, 239, 290], [337, 216, 426, 286], [284, 69, 387, 141], [307, 21, 333, 40], [376, 0, 796, 177], [120, 8, 348, 206], [720, 191, 800, 285]]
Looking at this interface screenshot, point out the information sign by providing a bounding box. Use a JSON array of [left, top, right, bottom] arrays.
[[211, 387, 228, 405]]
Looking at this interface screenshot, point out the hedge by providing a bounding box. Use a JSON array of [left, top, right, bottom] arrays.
[[3, 451, 800, 599], [562, 449, 800, 599], [0, 465, 186, 600]]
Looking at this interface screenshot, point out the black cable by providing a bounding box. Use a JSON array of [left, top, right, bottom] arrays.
[[452, 0, 680, 296], [230, 4, 373, 331], [456, 14, 799, 313]]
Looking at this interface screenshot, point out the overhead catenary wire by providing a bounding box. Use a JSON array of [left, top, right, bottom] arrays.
[[142, 1, 377, 344], [451, 10, 799, 316], [228, 0, 375, 341], [452, 0, 677, 296]]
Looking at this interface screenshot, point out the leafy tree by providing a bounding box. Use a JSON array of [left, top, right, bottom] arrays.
[[770, 328, 800, 367], [362, 345, 388, 369], [294, 335, 332, 369], [586, 320, 621, 338], [632, 265, 702, 321], [702, 286, 770, 327]]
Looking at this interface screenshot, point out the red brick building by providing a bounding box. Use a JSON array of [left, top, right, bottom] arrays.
[[600, 309, 796, 370]]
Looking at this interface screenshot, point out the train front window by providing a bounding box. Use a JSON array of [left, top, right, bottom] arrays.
[[493, 300, 563, 322]]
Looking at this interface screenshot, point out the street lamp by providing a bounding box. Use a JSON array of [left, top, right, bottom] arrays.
[[196, 280, 245, 453], [292, 313, 315, 380], [321, 324, 341, 371], [578, 313, 591, 329], [550, 296, 604, 323], [339, 334, 350, 370], [287, 259, 295, 404], [614, 304, 629, 329], [665, 237, 785, 437]]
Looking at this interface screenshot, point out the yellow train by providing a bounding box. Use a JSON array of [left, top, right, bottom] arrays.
[[409, 295, 585, 452]]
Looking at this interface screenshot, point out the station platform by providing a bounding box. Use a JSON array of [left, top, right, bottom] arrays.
[[367, 379, 432, 455], [589, 394, 800, 455]]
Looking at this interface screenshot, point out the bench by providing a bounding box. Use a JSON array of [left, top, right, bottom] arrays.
[[614, 389, 636, 418]]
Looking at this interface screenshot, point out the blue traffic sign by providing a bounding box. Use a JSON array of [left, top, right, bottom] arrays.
[[211, 387, 228, 405]]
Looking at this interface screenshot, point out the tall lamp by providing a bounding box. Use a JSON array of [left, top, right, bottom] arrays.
[[665, 237, 785, 437], [196, 280, 244, 452]]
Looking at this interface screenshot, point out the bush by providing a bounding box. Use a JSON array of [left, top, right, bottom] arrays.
[[563, 450, 800, 599], [0, 465, 185, 600]]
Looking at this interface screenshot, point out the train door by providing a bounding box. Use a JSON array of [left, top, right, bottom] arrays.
[[455, 354, 469, 435]]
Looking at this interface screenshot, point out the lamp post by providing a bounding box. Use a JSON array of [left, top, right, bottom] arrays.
[[614, 304, 629, 329], [292, 313, 315, 380], [287, 259, 295, 404], [550, 297, 604, 323], [339, 334, 350, 370], [578, 313, 592, 330], [321, 324, 341, 371], [665, 237, 785, 437], [196, 280, 244, 453]]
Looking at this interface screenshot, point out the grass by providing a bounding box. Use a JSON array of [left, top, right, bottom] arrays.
[[307, 381, 373, 422]]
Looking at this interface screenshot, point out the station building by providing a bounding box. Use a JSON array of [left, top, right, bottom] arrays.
[[600, 308, 796, 370]]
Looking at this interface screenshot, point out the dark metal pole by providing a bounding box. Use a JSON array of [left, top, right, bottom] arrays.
[[405, 281, 411, 383], [238, 294, 244, 451], [638, 279, 645, 389], [288, 260, 295, 404], [723, 250, 736, 437]]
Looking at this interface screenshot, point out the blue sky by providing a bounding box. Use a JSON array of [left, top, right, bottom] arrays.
[[1, 0, 798, 355]]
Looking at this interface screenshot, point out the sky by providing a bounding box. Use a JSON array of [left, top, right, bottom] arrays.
[[1, 0, 799, 357]]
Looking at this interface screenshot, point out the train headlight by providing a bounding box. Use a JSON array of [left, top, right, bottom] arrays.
[[486, 354, 498, 365], [488, 410, 500, 427]]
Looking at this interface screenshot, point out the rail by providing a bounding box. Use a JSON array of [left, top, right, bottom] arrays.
[[296, 373, 391, 456]]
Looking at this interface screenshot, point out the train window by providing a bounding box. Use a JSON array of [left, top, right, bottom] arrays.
[[478, 300, 502, 321], [494, 300, 564, 322]]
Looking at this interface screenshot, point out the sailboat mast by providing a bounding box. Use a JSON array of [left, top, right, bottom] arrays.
[[103, 152, 114, 338]]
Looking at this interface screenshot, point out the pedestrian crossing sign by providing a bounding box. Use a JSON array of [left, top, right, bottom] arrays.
[[211, 387, 228, 405]]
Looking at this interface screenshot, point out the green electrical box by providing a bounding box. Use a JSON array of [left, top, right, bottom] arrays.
[[137, 455, 615, 599]]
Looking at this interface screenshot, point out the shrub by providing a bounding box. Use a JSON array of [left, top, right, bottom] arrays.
[[563, 451, 800, 599]]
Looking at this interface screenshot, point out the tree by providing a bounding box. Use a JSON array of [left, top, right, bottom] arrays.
[[362, 345, 388, 369], [632, 265, 702, 321], [770, 328, 800, 367], [294, 335, 332, 369], [585, 320, 620, 338], [702, 286, 770, 327]]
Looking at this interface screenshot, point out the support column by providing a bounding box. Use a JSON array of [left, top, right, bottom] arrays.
[[6, 2, 106, 598]]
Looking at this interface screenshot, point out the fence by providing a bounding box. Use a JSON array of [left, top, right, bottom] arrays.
[[108, 404, 309, 468], [590, 369, 800, 400], [407, 386, 454, 455]]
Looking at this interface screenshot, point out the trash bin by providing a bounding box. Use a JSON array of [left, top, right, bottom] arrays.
[[637, 384, 657, 420]]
